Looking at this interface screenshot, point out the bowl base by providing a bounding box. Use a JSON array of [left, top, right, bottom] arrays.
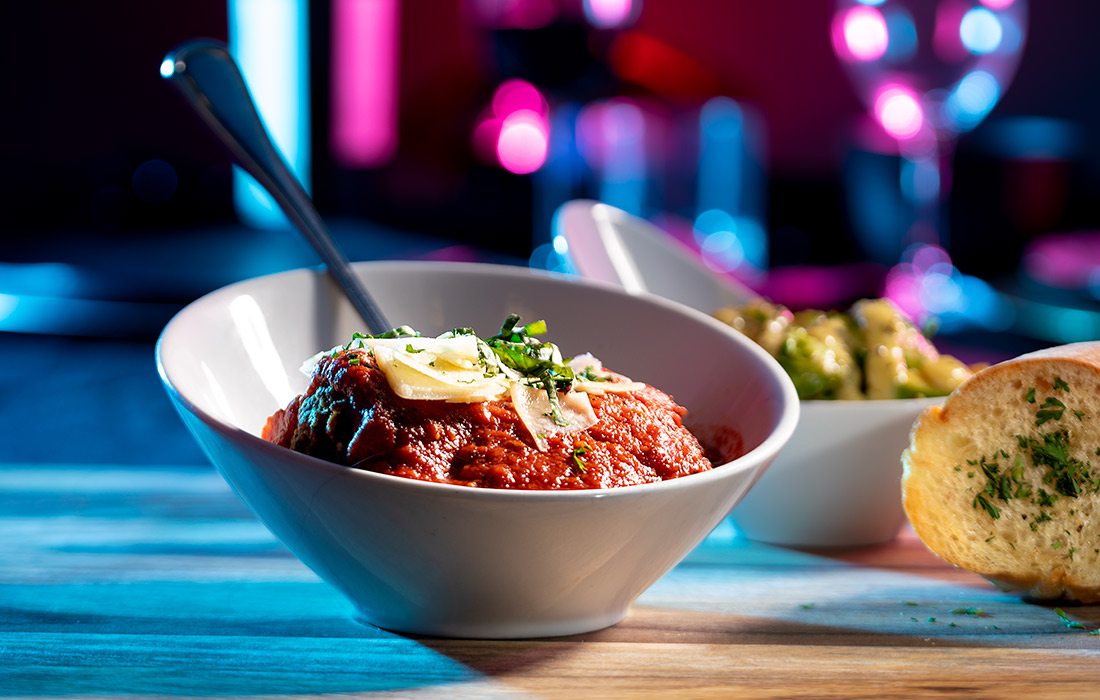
[[351, 606, 630, 640]]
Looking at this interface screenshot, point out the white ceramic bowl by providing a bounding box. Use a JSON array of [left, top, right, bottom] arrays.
[[727, 397, 941, 548], [156, 261, 798, 638]]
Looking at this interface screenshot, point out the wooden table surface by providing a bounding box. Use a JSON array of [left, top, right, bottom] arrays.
[[4, 462, 1100, 699]]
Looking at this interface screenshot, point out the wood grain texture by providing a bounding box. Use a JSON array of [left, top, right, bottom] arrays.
[[2, 463, 1099, 698]]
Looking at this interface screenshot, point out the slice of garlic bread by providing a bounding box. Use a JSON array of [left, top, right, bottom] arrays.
[[903, 342, 1100, 602]]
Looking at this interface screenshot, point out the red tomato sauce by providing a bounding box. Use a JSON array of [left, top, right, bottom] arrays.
[[262, 352, 726, 489]]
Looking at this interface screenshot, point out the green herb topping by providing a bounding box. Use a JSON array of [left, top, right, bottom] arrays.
[[483, 314, 576, 426], [1054, 608, 1087, 630], [950, 607, 991, 617], [967, 378, 1099, 533], [571, 443, 590, 473], [1036, 397, 1066, 426]]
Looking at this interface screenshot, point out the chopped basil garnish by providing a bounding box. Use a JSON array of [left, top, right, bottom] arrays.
[[484, 314, 575, 426], [331, 315, 605, 429], [571, 443, 589, 473], [1055, 608, 1087, 630], [971, 379, 1100, 525], [1036, 396, 1066, 425]]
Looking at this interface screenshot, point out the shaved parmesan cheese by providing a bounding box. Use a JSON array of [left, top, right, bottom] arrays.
[[574, 379, 647, 395], [368, 335, 483, 369], [304, 327, 646, 448], [300, 346, 341, 377], [371, 343, 509, 403], [567, 353, 646, 395], [510, 382, 598, 451], [567, 353, 602, 374]]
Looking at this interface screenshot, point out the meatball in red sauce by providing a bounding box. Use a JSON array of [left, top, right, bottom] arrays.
[[263, 351, 715, 489]]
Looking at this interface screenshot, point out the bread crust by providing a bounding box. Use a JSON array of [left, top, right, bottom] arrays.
[[902, 342, 1100, 603]]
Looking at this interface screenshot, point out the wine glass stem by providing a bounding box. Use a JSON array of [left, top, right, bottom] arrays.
[[904, 137, 955, 251]]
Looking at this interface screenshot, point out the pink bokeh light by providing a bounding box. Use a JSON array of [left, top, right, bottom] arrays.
[[584, 0, 636, 29], [474, 80, 551, 174], [492, 79, 548, 119], [980, 0, 1016, 9], [874, 85, 924, 139], [884, 264, 925, 321], [331, 0, 399, 167], [842, 6, 889, 61], [496, 110, 549, 174]]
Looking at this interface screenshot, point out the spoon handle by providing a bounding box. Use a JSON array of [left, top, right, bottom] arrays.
[[161, 39, 391, 334]]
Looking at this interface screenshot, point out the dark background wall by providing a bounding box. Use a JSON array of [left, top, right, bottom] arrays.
[[2, 1, 1097, 266]]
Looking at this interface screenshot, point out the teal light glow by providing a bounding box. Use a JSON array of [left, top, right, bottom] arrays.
[[697, 98, 744, 216], [229, 0, 310, 229], [159, 58, 175, 78], [696, 97, 767, 269], [882, 7, 917, 62], [0, 293, 17, 324]]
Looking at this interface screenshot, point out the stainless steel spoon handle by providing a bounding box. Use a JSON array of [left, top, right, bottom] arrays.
[[161, 39, 391, 334]]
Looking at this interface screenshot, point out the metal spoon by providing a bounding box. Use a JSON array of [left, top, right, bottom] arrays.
[[160, 39, 391, 333]]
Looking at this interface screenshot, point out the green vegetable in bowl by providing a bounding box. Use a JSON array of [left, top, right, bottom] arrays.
[[717, 298, 976, 400]]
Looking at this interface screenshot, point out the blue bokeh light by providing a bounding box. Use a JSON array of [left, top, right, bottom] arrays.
[[693, 209, 767, 271], [960, 8, 1003, 55], [882, 8, 918, 62], [945, 70, 1001, 130]]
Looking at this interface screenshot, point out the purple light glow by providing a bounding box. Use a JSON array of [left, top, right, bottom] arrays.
[[838, 6, 889, 62], [980, 0, 1015, 9], [331, 0, 399, 167], [576, 99, 646, 171], [496, 110, 549, 174], [933, 0, 969, 63], [583, 0, 637, 29], [882, 244, 1011, 331], [473, 0, 557, 29], [1024, 232, 1100, 289], [874, 85, 923, 139], [884, 264, 924, 321]]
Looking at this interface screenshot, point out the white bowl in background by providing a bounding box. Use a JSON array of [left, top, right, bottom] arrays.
[[557, 200, 945, 548], [156, 261, 798, 638], [727, 397, 941, 548], [555, 199, 756, 310]]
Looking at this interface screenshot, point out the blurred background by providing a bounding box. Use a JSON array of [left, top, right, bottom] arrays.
[[2, 0, 1099, 462]]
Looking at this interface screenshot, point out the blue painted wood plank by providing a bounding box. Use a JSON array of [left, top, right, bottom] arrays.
[[2, 463, 1100, 697]]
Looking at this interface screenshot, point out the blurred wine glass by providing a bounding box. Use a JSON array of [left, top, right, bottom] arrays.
[[832, 0, 1028, 253]]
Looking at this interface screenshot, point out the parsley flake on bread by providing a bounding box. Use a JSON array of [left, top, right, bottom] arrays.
[[902, 342, 1100, 602]]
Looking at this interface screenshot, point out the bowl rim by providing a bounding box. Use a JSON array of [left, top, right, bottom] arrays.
[[156, 260, 800, 502], [798, 396, 946, 407]]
